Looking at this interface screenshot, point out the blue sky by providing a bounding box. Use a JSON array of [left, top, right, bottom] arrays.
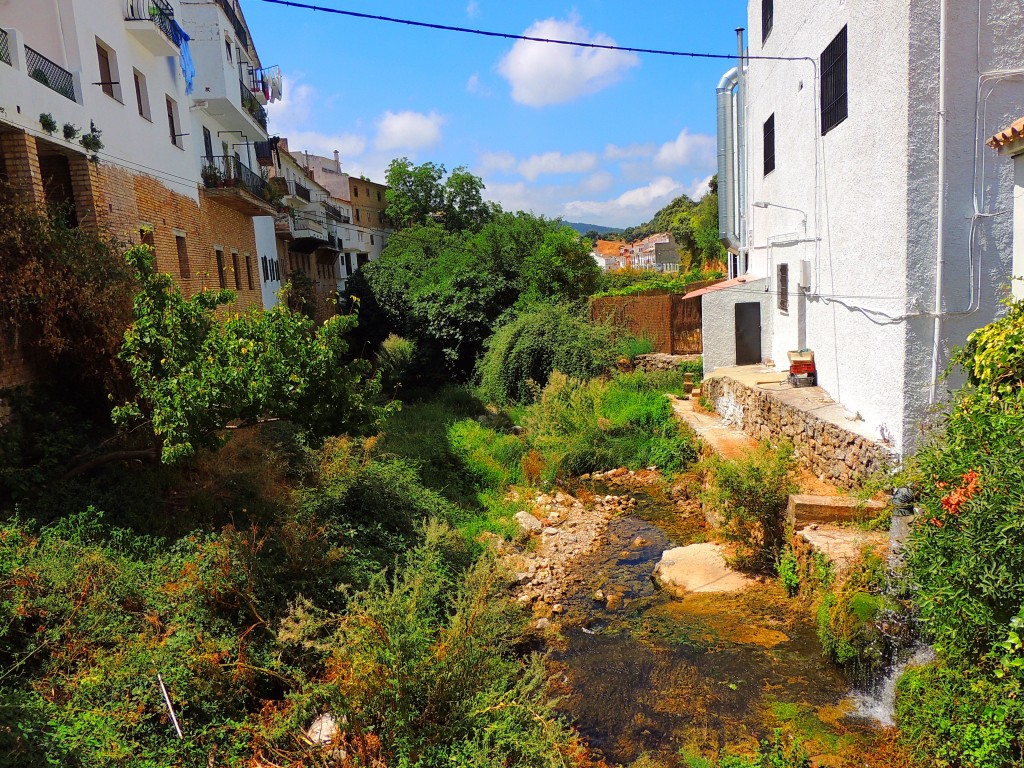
[[249, 0, 748, 227]]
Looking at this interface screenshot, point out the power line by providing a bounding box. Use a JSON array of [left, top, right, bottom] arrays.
[[257, 0, 813, 63]]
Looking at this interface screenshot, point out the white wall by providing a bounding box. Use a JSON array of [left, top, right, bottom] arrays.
[[702, 279, 771, 374], [254, 215, 281, 308], [742, 0, 1023, 454], [0, 0, 200, 202], [1015, 156, 1024, 300]]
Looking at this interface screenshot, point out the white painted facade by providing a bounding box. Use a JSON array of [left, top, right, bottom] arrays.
[[702, 278, 772, 373], [715, 0, 1024, 454], [990, 121, 1024, 300], [0, 0, 199, 201]]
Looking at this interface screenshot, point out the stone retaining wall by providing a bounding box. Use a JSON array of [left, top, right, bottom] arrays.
[[702, 376, 894, 489]]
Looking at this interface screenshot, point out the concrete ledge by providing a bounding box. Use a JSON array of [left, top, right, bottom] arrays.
[[787, 494, 887, 528]]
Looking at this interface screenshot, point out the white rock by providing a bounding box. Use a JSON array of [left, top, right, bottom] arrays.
[[306, 713, 340, 745], [514, 511, 543, 534]]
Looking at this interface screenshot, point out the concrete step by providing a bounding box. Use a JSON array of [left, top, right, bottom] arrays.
[[787, 494, 886, 529]]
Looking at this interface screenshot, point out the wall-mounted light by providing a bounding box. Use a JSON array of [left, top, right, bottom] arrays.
[[753, 200, 808, 233]]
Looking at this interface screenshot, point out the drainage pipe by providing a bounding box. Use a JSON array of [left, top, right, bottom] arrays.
[[929, 0, 949, 404]]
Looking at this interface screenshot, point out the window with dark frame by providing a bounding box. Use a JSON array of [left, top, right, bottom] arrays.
[[820, 26, 848, 135], [778, 263, 789, 312], [176, 235, 190, 279], [96, 43, 114, 98], [166, 97, 179, 147], [763, 114, 776, 176], [261, 255, 269, 281], [203, 127, 213, 161], [245, 254, 254, 290], [216, 249, 227, 288], [231, 251, 242, 290], [762, 0, 773, 43], [133, 69, 150, 119]]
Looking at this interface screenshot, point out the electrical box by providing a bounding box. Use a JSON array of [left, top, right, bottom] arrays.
[[799, 260, 812, 291]]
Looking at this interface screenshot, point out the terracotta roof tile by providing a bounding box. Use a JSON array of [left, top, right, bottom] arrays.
[[988, 116, 1024, 150]]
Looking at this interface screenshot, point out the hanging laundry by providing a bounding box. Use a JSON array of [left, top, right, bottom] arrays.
[[254, 140, 274, 167], [270, 69, 283, 102], [171, 21, 195, 95]]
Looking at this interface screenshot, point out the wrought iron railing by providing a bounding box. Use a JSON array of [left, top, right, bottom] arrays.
[[25, 45, 75, 100], [293, 181, 311, 203], [0, 29, 11, 66], [239, 79, 267, 130], [202, 156, 272, 203], [216, 0, 248, 48], [125, 0, 179, 48], [324, 202, 350, 223]]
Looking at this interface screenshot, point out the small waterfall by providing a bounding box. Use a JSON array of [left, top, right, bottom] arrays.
[[847, 645, 935, 726]]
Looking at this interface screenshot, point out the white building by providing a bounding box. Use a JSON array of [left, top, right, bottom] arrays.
[[630, 233, 681, 272], [989, 116, 1024, 300], [710, 0, 1024, 455]]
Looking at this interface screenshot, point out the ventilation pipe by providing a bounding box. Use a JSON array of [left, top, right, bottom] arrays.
[[717, 28, 747, 261], [717, 67, 740, 253]]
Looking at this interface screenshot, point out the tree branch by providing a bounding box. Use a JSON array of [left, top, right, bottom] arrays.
[[61, 447, 160, 481]]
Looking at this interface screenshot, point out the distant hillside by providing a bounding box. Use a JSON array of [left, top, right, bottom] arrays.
[[563, 221, 624, 237]]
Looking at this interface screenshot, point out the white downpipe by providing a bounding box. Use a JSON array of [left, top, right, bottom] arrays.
[[717, 68, 740, 254], [929, 0, 949, 404], [736, 28, 748, 263]]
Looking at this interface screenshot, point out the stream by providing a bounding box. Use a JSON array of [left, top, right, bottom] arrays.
[[545, 483, 898, 767]]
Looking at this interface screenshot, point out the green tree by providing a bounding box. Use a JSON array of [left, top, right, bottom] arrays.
[[384, 158, 494, 232], [112, 245, 389, 464]]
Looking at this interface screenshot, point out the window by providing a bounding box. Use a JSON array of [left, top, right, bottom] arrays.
[[140, 228, 155, 249], [370, 234, 375, 246], [215, 249, 227, 288], [778, 263, 789, 312], [245, 253, 254, 290], [763, 114, 776, 176], [203, 127, 213, 161], [231, 251, 242, 290], [376, 190, 381, 202], [261, 255, 269, 281], [225, 38, 233, 63], [762, 0, 773, 43], [96, 41, 121, 101], [133, 69, 151, 120], [353, 186, 358, 197], [176, 235, 190, 279], [355, 209, 361, 222], [820, 26, 848, 135], [166, 96, 182, 148]]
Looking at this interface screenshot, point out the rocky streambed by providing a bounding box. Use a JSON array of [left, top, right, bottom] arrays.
[[501, 469, 905, 768]]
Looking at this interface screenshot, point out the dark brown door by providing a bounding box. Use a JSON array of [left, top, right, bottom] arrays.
[[735, 303, 762, 365]]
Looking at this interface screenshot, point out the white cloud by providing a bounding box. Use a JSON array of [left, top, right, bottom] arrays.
[[581, 171, 615, 193], [497, 17, 639, 107], [604, 142, 655, 160], [563, 177, 684, 227], [466, 73, 490, 96], [687, 174, 714, 200], [476, 150, 517, 175], [466, 1, 480, 17], [518, 150, 598, 181], [654, 129, 716, 169], [266, 79, 367, 158], [374, 110, 445, 151]]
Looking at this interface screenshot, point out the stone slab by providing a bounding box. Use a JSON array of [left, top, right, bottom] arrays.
[[787, 494, 887, 528], [652, 543, 757, 595]]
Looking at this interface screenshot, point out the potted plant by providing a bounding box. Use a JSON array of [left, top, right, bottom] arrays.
[[201, 163, 224, 187], [39, 112, 57, 134], [63, 122, 80, 141], [80, 130, 104, 152]]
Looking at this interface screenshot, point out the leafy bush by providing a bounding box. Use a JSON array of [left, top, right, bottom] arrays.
[[477, 303, 618, 404], [716, 729, 811, 768], [778, 548, 800, 596], [679, 356, 704, 385], [264, 523, 598, 768], [703, 442, 797, 573], [376, 332, 415, 391], [593, 267, 725, 298], [616, 333, 655, 361]]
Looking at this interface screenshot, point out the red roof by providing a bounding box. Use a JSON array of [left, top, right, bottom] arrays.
[[681, 276, 756, 300]]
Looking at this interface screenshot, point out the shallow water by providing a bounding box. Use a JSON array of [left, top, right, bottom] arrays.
[[549, 482, 888, 766]]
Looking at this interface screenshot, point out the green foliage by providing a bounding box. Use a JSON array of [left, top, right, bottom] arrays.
[[38, 112, 57, 134], [703, 443, 797, 573], [816, 553, 890, 681], [376, 333, 415, 391], [896, 640, 1024, 768], [778, 548, 800, 596], [349, 212, 599, 380], [904, 303, 1024, 664], [679, 356, 704, 385], [0, 186, 137, 396], [269, 524, 595, 767], [384, 157, 493, 232], [594, 267, 725, 298], [617, 334, 656, 360], [114, 245, 390, 463], [477, 303, 619, 405], [715, 730, 811, 768]]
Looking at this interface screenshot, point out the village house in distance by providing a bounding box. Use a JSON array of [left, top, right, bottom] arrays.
[[0, 0, 392, 388], [591, 233, 681, 273]]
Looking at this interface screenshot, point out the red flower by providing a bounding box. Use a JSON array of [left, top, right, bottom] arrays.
[[938, 470, 981, 517]]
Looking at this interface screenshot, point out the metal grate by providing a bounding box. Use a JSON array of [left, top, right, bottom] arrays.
[[239, 79, 268, 130], [778, 263, 789, 312], [762, 0, 773, 43], [820, 26, 848, 135], [763, 113, 776, 176], [125, 0, 179, 49], [0, 28, 11, 66], [216, 0, 249, 48], [25, 45, 76, 100], [202, 156, 272, 203]]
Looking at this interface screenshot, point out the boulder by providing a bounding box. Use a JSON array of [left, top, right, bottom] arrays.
[[514, 511, 543, 534], [652, 543, 756, 595]]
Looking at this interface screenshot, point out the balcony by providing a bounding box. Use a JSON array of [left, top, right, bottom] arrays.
[[239, 79, 267, 131], [270, 176, 314, 203], [216, 0, 248, 48], [277, 209, 329, 253], [25, 44, 75, 101], [202, 156, 276, 216], [324, 202, 350, 224], [124, 0, 180, 57]]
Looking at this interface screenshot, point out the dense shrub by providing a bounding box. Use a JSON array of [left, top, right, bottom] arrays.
[[265, 523, 598, 767], [593, 267, 724, 298], [376, 333, 415, 391], [477, 303, 618, 404], [703, 442, 797, 573]]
